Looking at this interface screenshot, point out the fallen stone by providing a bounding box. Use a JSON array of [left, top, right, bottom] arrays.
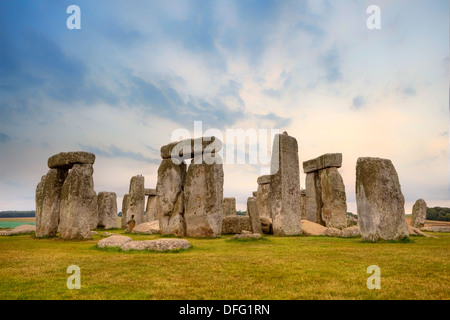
[[301, 220, 326, 236], [324, 227, 342, 237], [303, 153, 342, 174], [411, 199, 427, 229], [241, 230, 252, 234], [97, 235, 132, 248], [102, 232, 116, 236], [420, 226, 450, 233], [340, 226, 360, 237], [120, 238, 191, 251], [221, 216, 252, 234], [48, 151, 95, 169], [231, 233, 261, 240], [91, 231, 99, 236], [408, 226, 430, 237], [132, 221, 160, 234], [356, 157, 409, 242], [0, 224, 36, 236]]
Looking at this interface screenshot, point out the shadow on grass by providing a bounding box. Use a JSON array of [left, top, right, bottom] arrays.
[[225, 236, 271, 243], [360, 236, 414, 244]]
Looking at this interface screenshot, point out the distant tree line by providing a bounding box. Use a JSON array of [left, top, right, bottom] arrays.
[[0, 211, 35, 218], [427, 207, 450, 221]]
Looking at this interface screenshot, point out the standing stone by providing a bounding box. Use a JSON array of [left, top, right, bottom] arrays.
[[305, 172, 323, 224], [128, 175, 145, 225], [270, 133, 302, 236], [300, 189, 307, 220], [145, 195, 158, 222], [411, 198, 427, 228], [223, 198, 236, 217], [319, 167, 347, 229], [356, 157, 409, 242], [157, 159, 186, 237], [256, 175, 271, 220], [247, 197, 262, 234], [184, 154, 224, 237], [35, 169, 68, 237], [121, 194, 130, 229], [97, 192, 118, 229], [59, 164, 98, 239]]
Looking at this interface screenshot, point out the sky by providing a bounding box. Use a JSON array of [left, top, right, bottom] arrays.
[[0, 0, 448, 214]]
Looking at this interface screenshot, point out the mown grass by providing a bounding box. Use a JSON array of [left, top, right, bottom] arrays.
[[0, 230, 449, 300]]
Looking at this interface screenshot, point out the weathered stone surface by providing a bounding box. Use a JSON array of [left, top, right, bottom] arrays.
[[260, 217, 273, 234], [0, 224, 36, 236], [257, 175, 271, 185], [319, 167, 347, 229], [35, 168, 68, 238], [160, 136, 222, 160], [303, 153, 342, 174], [340, 226, 360, 237], [305, 172, 323, 225], [247, 197, 262, 234], [97, 192, 118, 229], [300, 220, 326, 236], [223, 198, 236, 217], [48, 151, 95, 169], [97, 235, 132, 248], [102, 232, 115, 236], [121, 194, 130, 229], [128, 175, 145, 226], [157, 159, 186, 236], [59, 164, 98, 239], [184, 154, 224, 237], [221, 216, 252, 234], [356, 157, 409, 242], [231, 233, 261, 240], [270, 133, 302, 236], [120, 238, 191, 251], [144, 188, 156, 196], [324, 227, 342, 237], [132, 221, 160, 234], [256, 183, 271, 220], [144, 195, 158, 222], [252, 191, 258, 197], [411, 198, 427, 229], [300, 189, 307, 220], [91, 231, 99, 236]]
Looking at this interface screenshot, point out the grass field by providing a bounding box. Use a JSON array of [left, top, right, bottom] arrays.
[[0, 229, 449, 300]]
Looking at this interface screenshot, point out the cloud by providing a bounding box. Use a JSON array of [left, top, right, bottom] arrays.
[[0, 133, 11, 143], [398, 84, 416, 97], [319, 47, 342, 83], [351, 95, 366, 110], [79, 144, 160, 164]]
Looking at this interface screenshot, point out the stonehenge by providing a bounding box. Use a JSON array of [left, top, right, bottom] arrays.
[[303, 153, 347, 229], [355, 157, 409, 242], [157, 136, 224, 237], [34, 139, 418, 243], [35, 152, 103, 239]]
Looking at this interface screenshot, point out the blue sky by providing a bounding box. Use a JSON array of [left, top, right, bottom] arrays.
[[0, 0, 448, 212]]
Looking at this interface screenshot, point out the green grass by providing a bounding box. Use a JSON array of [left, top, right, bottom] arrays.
[[0, 230, 449, 300]]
